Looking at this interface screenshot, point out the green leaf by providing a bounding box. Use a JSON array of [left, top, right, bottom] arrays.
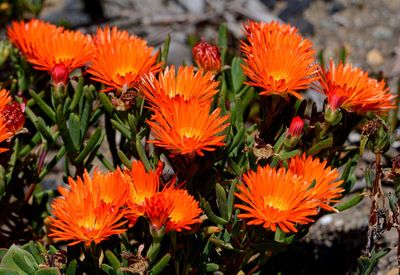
[[231, 57, 246, 93], [65, 259, 77, 275], [117, 150, 132, 169], [0, 268, 18, 275], [0, 245, 38, 274], [68, 113, 81, 149], [99, 93, 114, 114], [307, 137, 333, 155], [218, 23, 228, 65], [201, 198, 228, 225], [100, 264, 114, 275], [198, 263, 219, 272], [105, 250, 121, 270], [335, 193, 365, 212], [161, 35, 171, 66], [136, 136, 151, 171], [111, 119, 131, 139], [0, 165, 5, 200], [21, 241, 45, 265], [227, 180, 237, 219], [5, 140, 19, 185], [18, 133, 41, 158], [80, 86, 95, 135], [38, 146, 66, 181], [29, 90, 56, 122], [36, 117, 56, 145], [358, 248, 390, 275], [69, 77, 84, 111], [150, 253, 171, 275], [74, 128, 102, 163], [56, 105, 78, 155], [215, 183, 228, 220], [279, 149, 300, 160], [34, 268, 60, 275]]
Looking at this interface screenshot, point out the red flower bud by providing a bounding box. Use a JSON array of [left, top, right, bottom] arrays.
[[192, 40, 221, 74], [327, 92, 346, 111], [51, 62, 69, 87], [1, 102, 25, 133], [287, 116, 304, 137]]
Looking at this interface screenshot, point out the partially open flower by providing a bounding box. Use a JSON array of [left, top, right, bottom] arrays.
[[192, 40, 221, 74], [319, 60, 396, 114], [145, 192, 173, 232], [235, 165, 319, 233], [147, 97, 229, 156], [241, 20, 319, 99]]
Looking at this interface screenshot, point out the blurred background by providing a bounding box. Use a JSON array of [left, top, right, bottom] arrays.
[[1, 0, 400, 274]]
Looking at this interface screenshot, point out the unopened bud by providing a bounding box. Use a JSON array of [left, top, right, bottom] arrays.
[[51, 63, 69, 87], [327, 93, 346, 111], [287, 116, 304, 137], [192, 40, 221, 74]]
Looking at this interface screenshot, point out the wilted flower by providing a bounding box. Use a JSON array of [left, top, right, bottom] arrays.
[[147, 97, 229, 156], [288, 154, 344, 211], [88, 26, 161, 92], [141, 65, 219, 109], [235, 165, 319, 233], [48, 170, 128, 246], [192, 40, 221, 74], [319, 60, 396, 114], [241, 21, 319, 99]]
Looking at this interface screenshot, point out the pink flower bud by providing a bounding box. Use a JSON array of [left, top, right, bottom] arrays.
[[287, 116, 304, 137], [51, 63, 69, 87], [192, 40, 221, 74]]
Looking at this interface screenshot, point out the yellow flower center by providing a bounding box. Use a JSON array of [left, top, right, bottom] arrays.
[[270, 71, 289, 82], [78, 214, 101, 231], [115, 66, 137, 77], [179, 127, 202, 139], [264, 196, 289, 211]]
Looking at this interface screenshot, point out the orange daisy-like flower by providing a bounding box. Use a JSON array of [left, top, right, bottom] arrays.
[[141, 65, 219, 108], [147, 97, 229, 156], [7, 19, 62, 61], [124, 160, 161, 224], [288, 153, 344, 211], [88, 26, 161, 92], [49, 170, 128, 246], [163, 188, 202, 232], [319, 60, 396, 113], [235, 165, 319, 233], [144, 192, 173, 231], [241, 21, 319, 99], [8, 19, 93, 85]]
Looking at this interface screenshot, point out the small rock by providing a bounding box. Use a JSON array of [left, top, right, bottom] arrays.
[[372, 26, 394, 40], [366, 49, 384, 67], [328, 2, 345, 14], [289, 17, 315, 36], [179, 0, 205, 14]]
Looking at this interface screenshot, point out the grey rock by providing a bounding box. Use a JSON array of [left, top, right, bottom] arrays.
[[372, 26, 394, 40]]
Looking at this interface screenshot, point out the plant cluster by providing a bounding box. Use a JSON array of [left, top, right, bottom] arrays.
[[0, 17, 398, 274]]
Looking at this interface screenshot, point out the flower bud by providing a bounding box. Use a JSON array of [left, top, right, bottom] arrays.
[[192, 40, 221, 74], [287, 116, 304, 137], [145, 193, 172, 240], [51, 63, 69, 87]]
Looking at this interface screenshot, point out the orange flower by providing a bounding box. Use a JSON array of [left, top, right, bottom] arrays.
[[141, 65, 219, 109], [163, 188, 202, 232], [288, 154, 344, 211], [235, 165, 319, 233], [144, 192, 173, 231], [28, 29, 93, 75], [124, 160, 161, 224], [8, 19, 92, 84], [192, 40, 221, 74], [48, 170, 128, 246], [241, 21, 319, 99], [7, 19, 62, 61], [147, 97, 229, 156], [88, 26, 161, 92], [319, 60, 396, 113]]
